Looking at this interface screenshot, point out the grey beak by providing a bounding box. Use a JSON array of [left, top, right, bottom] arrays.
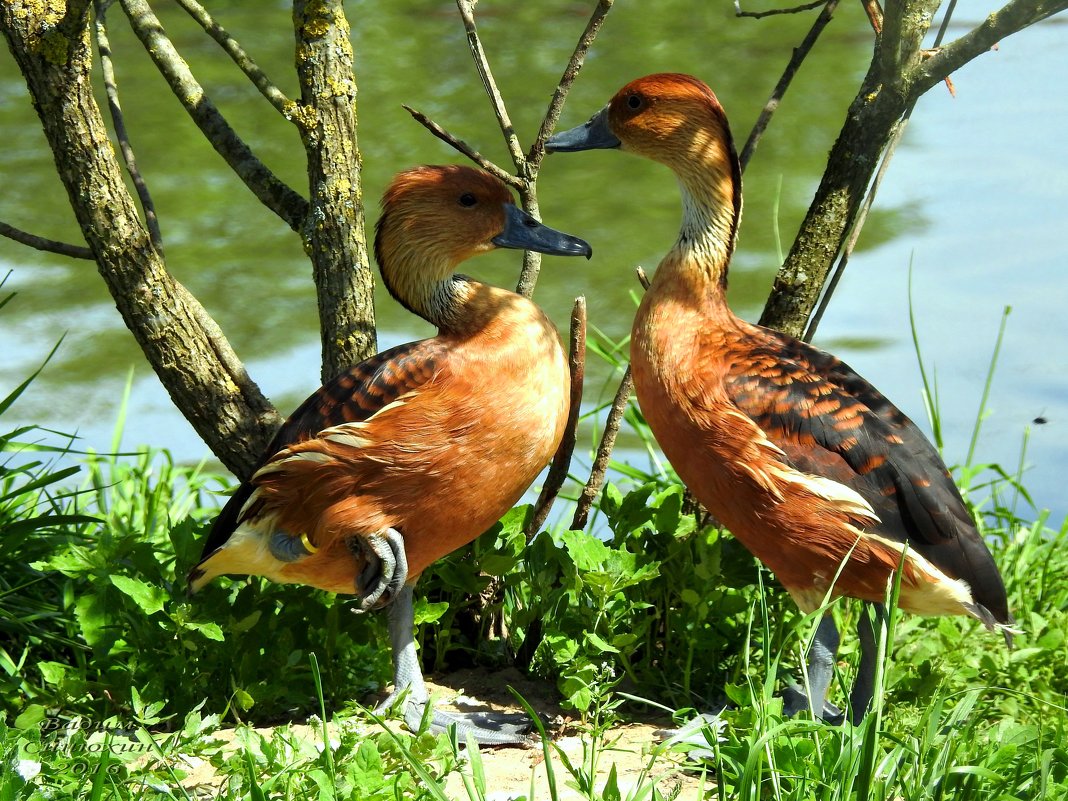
[[492, 204, 592, 259], [545, 106, 621, 153]]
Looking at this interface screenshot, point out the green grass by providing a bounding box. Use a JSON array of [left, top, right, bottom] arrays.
[[2, 296, 1067, 799]]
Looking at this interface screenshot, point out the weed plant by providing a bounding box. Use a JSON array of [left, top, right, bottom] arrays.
[[2, 291, 1066, 798]]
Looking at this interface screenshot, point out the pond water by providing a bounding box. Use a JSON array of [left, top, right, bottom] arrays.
[[1, 2, 1065, 526]]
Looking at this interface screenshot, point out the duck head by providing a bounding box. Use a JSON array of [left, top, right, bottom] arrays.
[[546, 74, 737, 175], [374, 165, 591, 323], [546, 74, 741, 267]]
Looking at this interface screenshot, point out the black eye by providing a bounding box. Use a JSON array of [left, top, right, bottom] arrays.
[[459, 193, 477, 207], [627, 93, 643, 110]]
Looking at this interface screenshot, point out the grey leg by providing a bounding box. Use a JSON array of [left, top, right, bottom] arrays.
[[782, 614, 844, 723], [352, 528, 408, 611], [373, 584, 533, 746], [849, 602, 885, 724]]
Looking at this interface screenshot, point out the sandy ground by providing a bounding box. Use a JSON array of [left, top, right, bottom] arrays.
[[168, 667, 712, 800]]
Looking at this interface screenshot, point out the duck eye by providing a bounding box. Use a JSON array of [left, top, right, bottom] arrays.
[[627, 93, 643, 110], [458, 193, 478, 207]]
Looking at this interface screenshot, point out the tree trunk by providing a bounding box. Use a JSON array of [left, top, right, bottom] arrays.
[[294, 0, 377, 383], [758, 59, 908, 337], [758, 0, 1067, 337], [0, 0, 280, 479]]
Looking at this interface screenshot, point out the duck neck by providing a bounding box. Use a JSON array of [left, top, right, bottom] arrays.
[[380, 250, 475, 333], [655, 135, 742, 299]]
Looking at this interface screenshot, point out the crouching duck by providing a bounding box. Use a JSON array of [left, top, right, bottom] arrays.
[[547, 74, 1013, 724], [188, 165, 591, 744]]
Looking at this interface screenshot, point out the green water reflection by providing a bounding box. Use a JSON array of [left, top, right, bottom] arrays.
[[1, 2, 1065, 523], [1, 1, 884, 377]]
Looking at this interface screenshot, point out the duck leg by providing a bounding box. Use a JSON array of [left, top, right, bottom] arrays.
[[354, 530, 531, 745], [849, 602, 886, 724], [376, 583, 533, 745], [782, 614, 845, 723]]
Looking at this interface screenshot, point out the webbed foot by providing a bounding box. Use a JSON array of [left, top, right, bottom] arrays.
[[378, 692, 534, 746]]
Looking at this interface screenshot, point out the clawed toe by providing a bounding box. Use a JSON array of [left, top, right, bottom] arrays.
[[351, 528, 408, 611]]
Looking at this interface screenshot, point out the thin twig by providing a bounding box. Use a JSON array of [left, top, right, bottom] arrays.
[[401, 105, 523, 190], [94, 0, 164, 257], [804, 116, 908, 341], [740, 0, 840, 172], [455, 0, 526, 173], [572, 367, 634, 531], [570, 266, 647, 528], [860, 0, 883, 34], [734, 0, 825, 18], [173, 0, 294, 116], [527, 297, 587, 538], [918, 0, 1068, 94], [529, 0, 615, 165], [0, 221, 93, 260], [119, 0, 309, 232]]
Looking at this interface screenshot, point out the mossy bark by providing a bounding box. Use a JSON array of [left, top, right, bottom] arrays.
[[294, 0, 377, 383], [1, 0, 280, 478], [758, 0, 940, 338], [758, 62, 909, 338], [758, 0, 1068, 338]]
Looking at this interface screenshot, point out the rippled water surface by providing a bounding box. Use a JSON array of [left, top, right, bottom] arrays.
[[1, 3, 1065, 524]]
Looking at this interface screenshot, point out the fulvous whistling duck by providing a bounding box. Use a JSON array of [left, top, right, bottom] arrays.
[[188, 165, 591, 743], [547, 74, 1013, 724]]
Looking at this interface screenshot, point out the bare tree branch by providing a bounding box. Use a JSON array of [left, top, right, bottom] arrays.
[[529, 0, 615, 165], [804, 113, 907, 341], [173, 0, 294, 117], [402, 105, 523, 190], [0, 221, 93, 260], [451, 0, 547, 297], [740, 0, 840, 171], [119, 0, 309, 232], [455, 0, 525, 172], [914, 0, 1068, 96], [572, 367, 634, 531], [94, 0, 163, 257], [527, 297, 587, 537], [734, 0, 825, 17], [860, 0, 883, 34]]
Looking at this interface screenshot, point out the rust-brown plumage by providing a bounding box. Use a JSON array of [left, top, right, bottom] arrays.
[[547, 73, 1012, 724], [188, 164, 591, 742]]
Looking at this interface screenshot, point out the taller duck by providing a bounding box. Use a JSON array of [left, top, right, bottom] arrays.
[[189, 165, 591, 743], [547, 74, 1012, 723]]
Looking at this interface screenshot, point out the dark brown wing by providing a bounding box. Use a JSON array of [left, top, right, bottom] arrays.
[[196, 339, 446, 561], [725, 325, 1010, 625]]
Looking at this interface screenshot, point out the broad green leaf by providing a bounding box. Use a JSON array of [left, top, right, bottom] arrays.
[[186, 620, 225, 641], [110, 574, 167, 616], [37, 661, 67, 686], [14, 705, 46, 730], [413, 600, 448, 626], [585, 631, 619, 654], [75, 592, 110, 647]]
